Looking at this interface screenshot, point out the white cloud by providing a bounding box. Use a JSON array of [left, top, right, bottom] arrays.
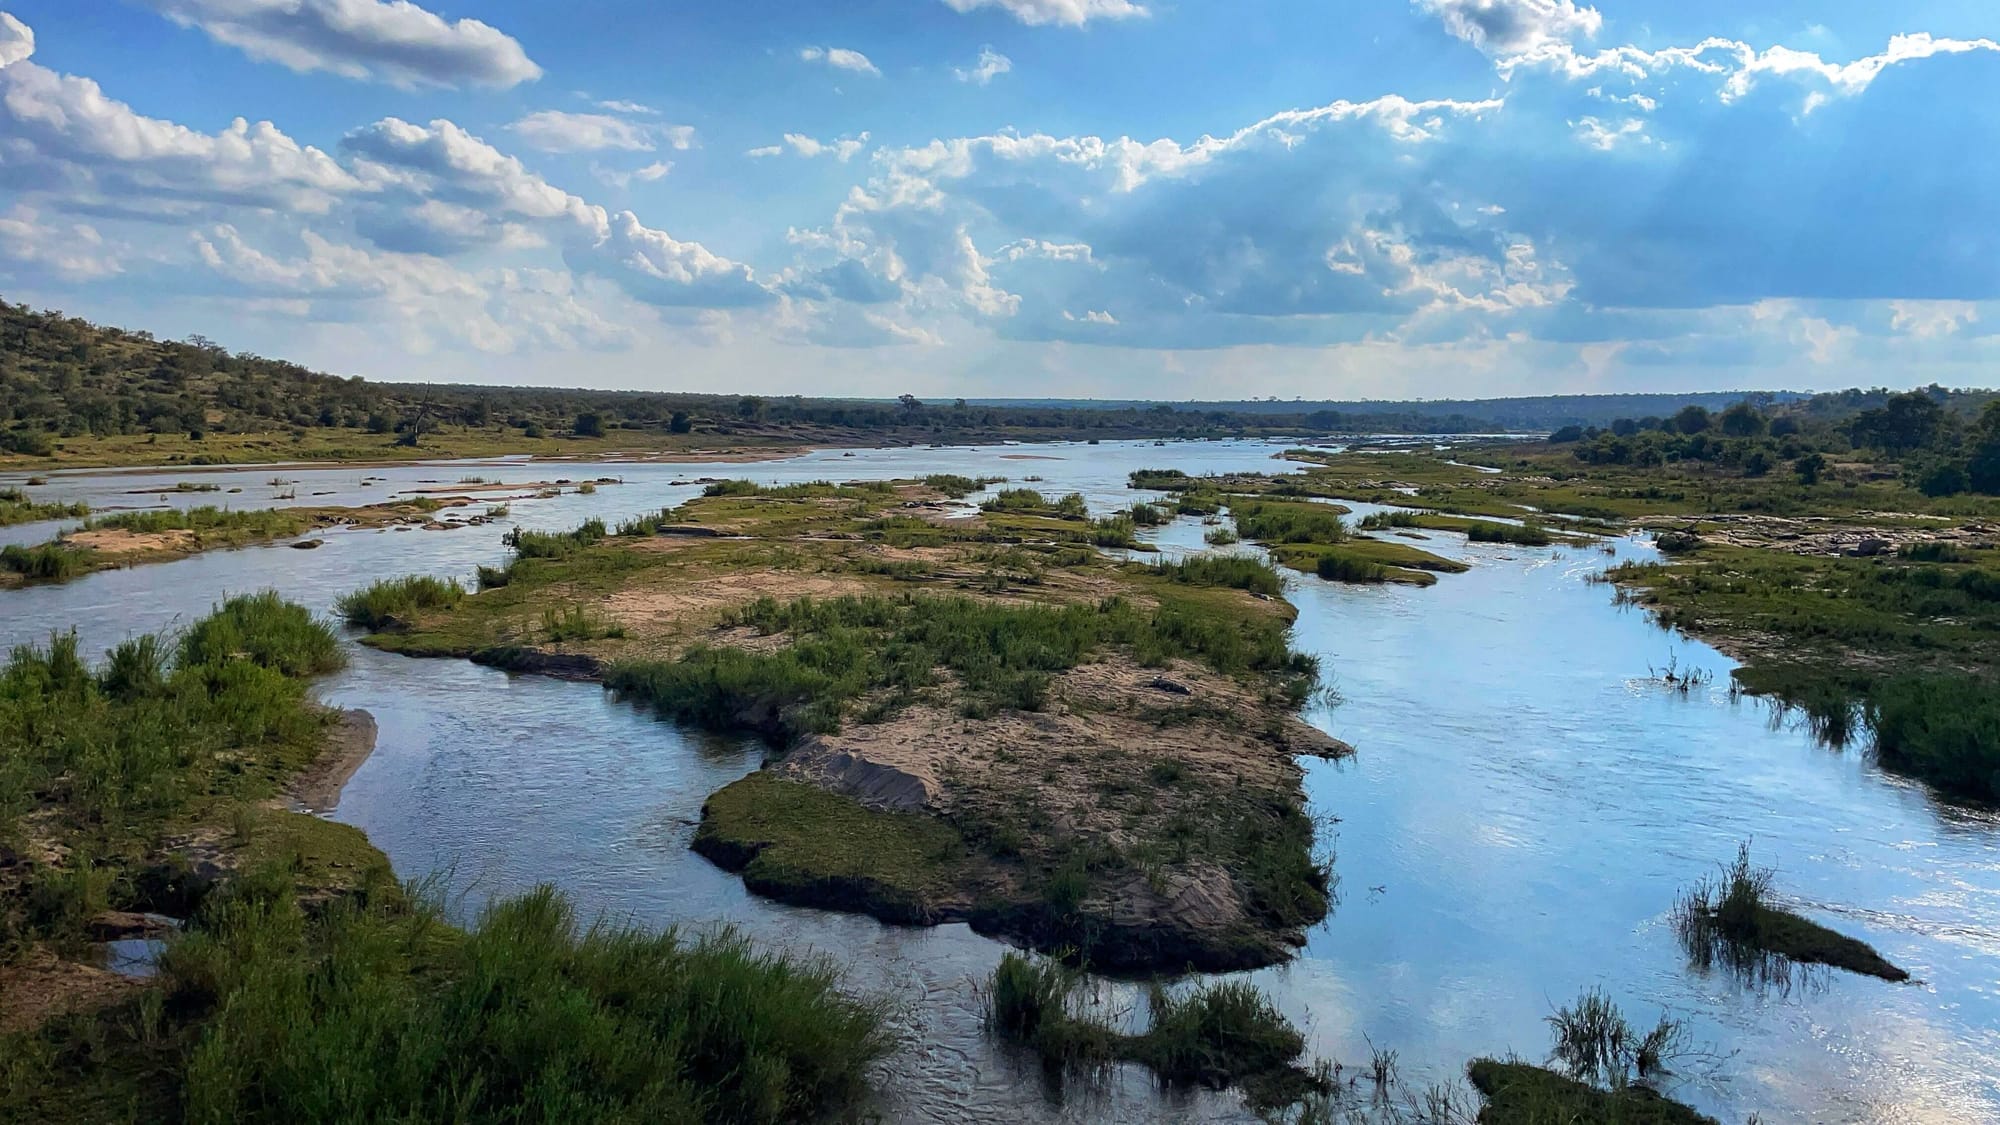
[[507, 110, 674, 153], [0, 41, 363, 214], [799, 46, 881, 76], [341, 117, 603, 232], [0, 206, 120, 280], [939, 0, 1147, 28], [593, 98, 656, 115], [135, 0, 540, 88], [1415, 0, 1601, 55], [751, 133, 872, 162], [591, 161, 672, 189], [1062, 309, 1116, 324], [565, 210, 775, 309], [955, 47, 1012, 85], [1569, 115, 1652, 150], [0, 11, 32, 69]]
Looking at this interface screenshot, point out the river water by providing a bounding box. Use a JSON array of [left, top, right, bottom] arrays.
[[3, 440, 1995, 1124]]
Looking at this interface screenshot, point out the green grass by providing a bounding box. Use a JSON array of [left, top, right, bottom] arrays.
[[606, 592, 1313, 742], [1870, 674, 2000, 803], [505, 518, 607, 559], [1144, 555, 1285, 597], [1674, 843, 1908, 982], [0, 594, 343, 946], [1467, 1060, 1717, 1124], [0, 487, 88, 528], [694, 772, 969, 923], [923, 473, 1006, 498], [1231, 499, 1349, 544], [2, 876, 892, 1125], [80, 506, 308, 539], [1, 542, 89, 582], [985, 952, 1323, 1109], [335, 575, 466, 630]]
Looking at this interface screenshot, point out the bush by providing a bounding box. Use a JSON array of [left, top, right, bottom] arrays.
[[1, 542, 88, 582], [1316, 554, 1388, 583], [336, 575, 466, 630], [1147, 555, 1284, 597], [167, 883, 891, 1125], [179, 591, 345, 677], [1871, 674, 2000, 801], [1232, 500, 1347, 545]]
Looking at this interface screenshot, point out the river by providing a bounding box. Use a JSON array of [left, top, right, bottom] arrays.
[[3, 439, 1995, 1123]]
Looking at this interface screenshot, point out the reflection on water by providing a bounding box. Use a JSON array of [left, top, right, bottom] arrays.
[[4, 439, 1997, 1123]]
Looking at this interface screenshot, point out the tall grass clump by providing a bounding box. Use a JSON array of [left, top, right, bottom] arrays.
[[1357, 511, 1421, 530], [1147, 555, 1284, 597], [1231, 500, 1348, 545], [1673, 842, 1908, 981], [0, 595, 339, 884], [1869, 674, 2000, 802], [506, 517, 606, 559], [0, 488, 88, 528], [82, 506, 305, 538], [1, 542, 88, 582], [1467, 521, 1553, 546], [985, 953, 1321, 1107], [923, 474, 1005, 498], [1315, 554, 1388, 584], [166, 881, 892, 1125], [1544, 988, 1684, 1090], [336, 575, 466, 630]]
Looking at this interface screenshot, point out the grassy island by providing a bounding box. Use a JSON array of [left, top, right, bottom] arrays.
[[0, 595, 891, 1122], [358, 478, 1349, 972]]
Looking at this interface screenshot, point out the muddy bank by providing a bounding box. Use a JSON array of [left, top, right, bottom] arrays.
[[288, 709, 380, 813]]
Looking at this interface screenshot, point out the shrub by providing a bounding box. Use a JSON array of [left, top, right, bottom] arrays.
[[167, 883, 892, 1125], [1870, 674, 2000, 802], [1147, 555, 1284, 597], [1232, 501, 1347, 545], [336, 575, 465, 630], [1, 542, 88, 582], [1316, 554, 1388, 583]]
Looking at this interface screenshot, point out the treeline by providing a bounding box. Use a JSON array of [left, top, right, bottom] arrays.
[[1, 301, 1500, 450], [1549, 388, 2000, 496]]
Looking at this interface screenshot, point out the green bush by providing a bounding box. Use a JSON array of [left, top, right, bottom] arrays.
[[336, 575, 466, 630], [1871, 674, 2000, 801], [1, 542, 88, 582], [1232, 500, 1348, 545], [1147, 555, 1284, 597], [166, 882, 891, 1125]]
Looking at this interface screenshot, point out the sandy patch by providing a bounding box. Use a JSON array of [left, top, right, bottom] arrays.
[[287, 709, 379, 814], [62, 527, 197, 555], [602, 571, 877, 632]]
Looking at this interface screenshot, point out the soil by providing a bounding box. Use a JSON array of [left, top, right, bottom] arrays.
[[287, 709, 380, 814], [0, 948, 141, 1036]]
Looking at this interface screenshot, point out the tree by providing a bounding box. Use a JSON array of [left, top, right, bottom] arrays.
[[1969, 401, 2000, 495], [898, 393, 923, 413], [736, 396, 764, 420], [1719, 401, 1767, 438], [1915, 461, 1969, 498], [1548, 425, 1585, 443], [574, 413, 605, 438], [1849, 391, 1945, 454], [1673, 405, 1712, 435], [668, 411, 692, 434], [1796, 452, 1827, 485]]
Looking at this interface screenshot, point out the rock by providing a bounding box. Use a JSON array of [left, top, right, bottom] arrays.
[[658, 525, 724, 537], [1148, 677, 1193, 696], [86, 912, 177, 941], [290, 538, 324, 550], [1655, 530, 1702, 553], [1852, 537, 1892, 557]]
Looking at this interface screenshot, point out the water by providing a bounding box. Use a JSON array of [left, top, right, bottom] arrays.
[[4, 439, 1996, 1123]]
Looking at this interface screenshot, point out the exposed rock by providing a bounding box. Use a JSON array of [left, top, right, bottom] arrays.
[[1655, 530, 1702, 553], [1147, 676, 1193, 695], [1851, 537, 1892, 557], [290, 538, 324, 549]]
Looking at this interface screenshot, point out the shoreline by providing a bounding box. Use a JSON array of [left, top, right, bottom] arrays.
[[289, 708, 381, 814]]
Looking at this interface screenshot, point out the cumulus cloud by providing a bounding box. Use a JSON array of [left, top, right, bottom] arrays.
[[507, 111, 685, 153], [799, 46, 880, 76], [1416, 0, 1601, 55], [0, 206, 120, 280], [0, 10, 32, 68], [939, 0, 1147, 28], [565, 210, 775, 309], [341, 117, 602, 231], [749, 133, 872, 162], [0, 40, 363, 214], [955, 47, 1012, 85], [591, 161, 672, 189], [136, 0, 541, 88]]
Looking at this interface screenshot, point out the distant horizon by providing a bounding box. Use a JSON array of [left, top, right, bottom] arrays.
[[0, 2, 1994, 398]]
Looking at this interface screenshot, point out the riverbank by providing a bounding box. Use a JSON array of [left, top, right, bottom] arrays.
[[354, 478, 1348, 972], [0, 498, 510, 588], [0, 595, 893, 1123]]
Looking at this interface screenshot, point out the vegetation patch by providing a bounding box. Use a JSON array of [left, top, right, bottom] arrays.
[[0, 487, 87, 528], [985, 951, 1327, 1111], [1673, 844, 1908, 982], [336, 575, 467, 631], [1468, 988, 1711, 1125]]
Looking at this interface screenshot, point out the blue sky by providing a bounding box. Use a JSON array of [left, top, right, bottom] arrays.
[[0, 1, 1994, 399]]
